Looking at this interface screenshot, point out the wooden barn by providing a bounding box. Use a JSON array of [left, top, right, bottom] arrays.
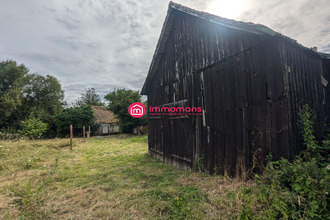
[[141, 2, 330, 174]]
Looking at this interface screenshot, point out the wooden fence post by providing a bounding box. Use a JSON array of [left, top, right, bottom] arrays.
[[83, 126, 85, 140], [70, 124, 73, 150], [88, 126, 91, 138]]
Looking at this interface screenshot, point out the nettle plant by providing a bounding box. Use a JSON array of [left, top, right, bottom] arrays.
[[18, 118, 48, 139], [239, 105, 330, 219]]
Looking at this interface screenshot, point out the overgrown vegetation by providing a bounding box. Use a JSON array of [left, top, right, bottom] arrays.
[[105, 89, 147, 133], [54, 105, 95, 137], [0, 59, 64, 137], [0, 105, 328, 219], [0, 135, 247, 219], [238, 105, 329, 219], [18, 118, 48, 139]]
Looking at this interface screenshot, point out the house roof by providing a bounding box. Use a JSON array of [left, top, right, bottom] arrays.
[[140, 1, 323, 95], [92, 106, 118, 124]]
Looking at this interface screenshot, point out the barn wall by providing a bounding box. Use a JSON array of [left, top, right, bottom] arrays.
[[195, 37, 291, 175], [148, 11, 263, 94], [147, 11, 329, 174], [148, 73, 200, 170], [147, 11, 265, 171], [279, 38, 329, 155], [322, 58, 330, 118], [148, 35, 289, 174]]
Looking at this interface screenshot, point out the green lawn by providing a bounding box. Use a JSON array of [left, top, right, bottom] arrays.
[[0, 135, 248, 219]]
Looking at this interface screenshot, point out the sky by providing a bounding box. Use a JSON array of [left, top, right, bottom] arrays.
[[1, 0, 329, 104]]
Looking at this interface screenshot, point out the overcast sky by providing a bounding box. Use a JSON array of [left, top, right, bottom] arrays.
[[1, 0, 329, 104]]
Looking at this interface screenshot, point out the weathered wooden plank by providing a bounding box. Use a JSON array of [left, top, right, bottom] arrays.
[[145, 8, 329, 175]]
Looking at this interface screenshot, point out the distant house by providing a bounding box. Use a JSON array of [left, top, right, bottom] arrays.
[[92, 106, 119, 135], [141, 2, 329, 174]]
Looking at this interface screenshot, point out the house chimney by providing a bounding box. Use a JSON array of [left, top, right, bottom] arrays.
[[311, 46, 317, 52]]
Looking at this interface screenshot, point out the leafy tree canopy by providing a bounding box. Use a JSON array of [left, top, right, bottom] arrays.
[[104, 89, 146, 133], [75, 88, 103, 107], [21, 73, 64, 121], [0, 59, 64, 131], [0, 60, 28, 125]]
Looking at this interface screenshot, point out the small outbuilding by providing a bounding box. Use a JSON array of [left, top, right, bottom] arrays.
[[141, 2, 329, 174], [92, 106, 119, 135]]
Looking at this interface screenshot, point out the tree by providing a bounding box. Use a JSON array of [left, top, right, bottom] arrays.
[[75, 88, 103, 107], [0, 60, 29, 127], [55, 105, 95, 136], [104, 89, 146, 133], [0, 60, 65, 134], [19, 73, 65, 137], [21, 73, 64, 121]]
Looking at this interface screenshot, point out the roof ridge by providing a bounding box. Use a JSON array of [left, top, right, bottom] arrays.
[[168, 1, 277, 36]]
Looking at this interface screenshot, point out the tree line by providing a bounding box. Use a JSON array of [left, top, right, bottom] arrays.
[[0, 59, 146, 138]]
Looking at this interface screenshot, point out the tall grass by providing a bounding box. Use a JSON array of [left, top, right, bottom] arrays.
[[0, 135, 246, 219], [1, 105, 328, 219]]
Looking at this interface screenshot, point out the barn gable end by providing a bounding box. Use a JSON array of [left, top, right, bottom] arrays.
[[142, 2, 329, 174]]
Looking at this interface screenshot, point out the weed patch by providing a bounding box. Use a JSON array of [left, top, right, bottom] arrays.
[[238, 105, 330, 219]]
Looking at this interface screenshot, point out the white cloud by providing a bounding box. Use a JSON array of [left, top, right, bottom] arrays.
[[236, 0, 330, 52]]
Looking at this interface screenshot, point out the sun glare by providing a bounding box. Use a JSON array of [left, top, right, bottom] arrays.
[[206, 0, 247, 19]]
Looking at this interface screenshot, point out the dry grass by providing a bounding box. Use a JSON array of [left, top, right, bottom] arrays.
[[0, 135, 252, 219]]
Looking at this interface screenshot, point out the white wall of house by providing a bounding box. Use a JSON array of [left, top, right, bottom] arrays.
[[99, 124, 119, 135]]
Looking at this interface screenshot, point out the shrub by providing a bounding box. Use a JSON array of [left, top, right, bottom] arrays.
[[239, 105, 330, 219], [55, 105, 94, 136], [18, 118, 48, 139]]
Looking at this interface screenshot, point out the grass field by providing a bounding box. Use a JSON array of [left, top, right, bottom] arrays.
[[0, 135, 250, 219]]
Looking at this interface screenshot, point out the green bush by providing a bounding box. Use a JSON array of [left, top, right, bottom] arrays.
[[55, 105, 94, 136], [239, 105, 330, 219], [240, 158, 329, 219], [18, 118, 48, 139]]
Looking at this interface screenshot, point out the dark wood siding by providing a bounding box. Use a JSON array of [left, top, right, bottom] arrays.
[[146, 11, 329, 174], [148, 12, 263, 94], [279, 38, 329, 156], [194, 37, 291, 174], [147, 12, 264, 171]]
